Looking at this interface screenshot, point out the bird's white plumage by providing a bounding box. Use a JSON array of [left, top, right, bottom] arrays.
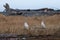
[[24, 22, 29, 30], [22, 37, 26, 40], [41, 21, 46, 29]]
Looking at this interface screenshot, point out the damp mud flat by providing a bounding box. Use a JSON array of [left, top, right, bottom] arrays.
[[0, 34, 60, 40], [0, 14, 60, 36]]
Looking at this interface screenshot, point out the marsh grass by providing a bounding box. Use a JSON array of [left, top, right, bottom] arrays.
[[0, 14, 60, 35]]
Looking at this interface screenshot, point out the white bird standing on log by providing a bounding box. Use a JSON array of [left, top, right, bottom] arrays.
[[41, 21, 46, 29], [24, 22, 29, 30]]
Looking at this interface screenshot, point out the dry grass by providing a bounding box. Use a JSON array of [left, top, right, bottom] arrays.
[[0, 14, 60, 36]]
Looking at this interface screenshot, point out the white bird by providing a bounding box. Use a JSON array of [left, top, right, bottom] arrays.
[[22, 37, 26, 40], [24, 22, 29, 30], [41, 21, 46, 29]]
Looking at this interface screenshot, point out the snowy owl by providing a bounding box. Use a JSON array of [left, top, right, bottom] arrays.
[[41, 21, 46, 29], [24, 22, 29, 30]]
